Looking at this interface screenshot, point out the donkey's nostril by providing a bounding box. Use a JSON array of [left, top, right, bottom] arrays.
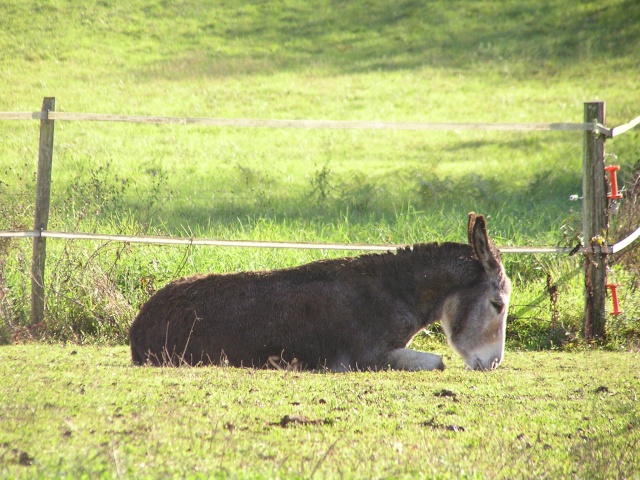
[[472, 357, 501, 371], [473, 358, 486, 371]]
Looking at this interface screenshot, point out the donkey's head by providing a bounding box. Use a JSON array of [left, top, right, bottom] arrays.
[[440, 213, 511, 371]]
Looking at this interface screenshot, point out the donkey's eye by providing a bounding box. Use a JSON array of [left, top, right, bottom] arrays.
[[490, 300, 505, 314]]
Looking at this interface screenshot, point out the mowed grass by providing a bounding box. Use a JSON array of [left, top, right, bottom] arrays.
[[1, 345, 639, 478]]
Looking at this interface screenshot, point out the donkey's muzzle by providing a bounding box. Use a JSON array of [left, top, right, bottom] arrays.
[[470, 356, 502, 371]]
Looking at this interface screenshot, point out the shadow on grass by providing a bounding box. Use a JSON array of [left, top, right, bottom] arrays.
[[139, 0, 640, 78], [83, 165, 581, 247]]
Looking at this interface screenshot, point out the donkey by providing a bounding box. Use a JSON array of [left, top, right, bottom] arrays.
[[129, 213, 511, 371]]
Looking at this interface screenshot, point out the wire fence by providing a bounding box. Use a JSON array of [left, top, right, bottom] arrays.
[[1, 109, 638, 254], [0, 110, 609, 133], [0, 229, 581, 254], [1, 99, 639, 331]]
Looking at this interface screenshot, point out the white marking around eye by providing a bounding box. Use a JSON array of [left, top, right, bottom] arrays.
[[440, 297, 507, 370]]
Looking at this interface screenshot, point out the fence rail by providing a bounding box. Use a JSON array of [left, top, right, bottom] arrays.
[[0, 110, 605, 133], [0, 229, 581, 254], [1, 98, 639, 339], [608, 114, 640, 138], [3, 227, 638, 253]]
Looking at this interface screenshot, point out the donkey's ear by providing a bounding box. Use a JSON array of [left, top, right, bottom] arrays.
[[471, 215, 500, 273], [467, 212, 477, 245]]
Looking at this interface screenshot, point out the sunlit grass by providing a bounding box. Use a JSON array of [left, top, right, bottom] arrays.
[[1, 2, 640, 478], [1, 345, 639, 478]]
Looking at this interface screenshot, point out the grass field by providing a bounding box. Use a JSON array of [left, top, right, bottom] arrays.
[[1, 2, 640, 475], [1, 345, 639, 478]]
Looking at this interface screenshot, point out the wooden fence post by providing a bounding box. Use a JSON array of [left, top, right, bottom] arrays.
[[582, 101, 607, 341], [31, 97, 55, 325]]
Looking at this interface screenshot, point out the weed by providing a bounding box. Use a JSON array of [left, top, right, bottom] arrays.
[[309, 164, 335, 204], [613, 159, 640, 275]]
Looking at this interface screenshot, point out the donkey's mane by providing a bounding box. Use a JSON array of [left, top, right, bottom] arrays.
[[261, 241, 477, 282], [396, 241, 473, 259]]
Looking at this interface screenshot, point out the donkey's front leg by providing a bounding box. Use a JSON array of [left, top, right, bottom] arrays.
[[383, 348, 445, 371]]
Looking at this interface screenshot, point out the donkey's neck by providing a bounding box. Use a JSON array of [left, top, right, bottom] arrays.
[[383, 243, 484, 323], [392, 242, 480, 283]]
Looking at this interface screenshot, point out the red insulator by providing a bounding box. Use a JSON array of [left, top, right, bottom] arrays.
[[604, 165, 623, 200], [606, 283, 622, 315]]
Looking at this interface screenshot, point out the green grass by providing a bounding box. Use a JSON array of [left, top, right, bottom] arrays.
[[1, 0, 640, 345], [2, 2, 640, 478], [1, 345, 639, 478]]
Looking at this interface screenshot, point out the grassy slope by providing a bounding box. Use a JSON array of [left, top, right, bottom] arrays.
[[2, 0, 639, 228], [2, 1, 639, 117], [1, 345, 639, 478], [1, 2, 639, 338]]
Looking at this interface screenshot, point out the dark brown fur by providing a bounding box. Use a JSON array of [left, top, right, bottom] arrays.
[[129, 242, 486, 369]]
